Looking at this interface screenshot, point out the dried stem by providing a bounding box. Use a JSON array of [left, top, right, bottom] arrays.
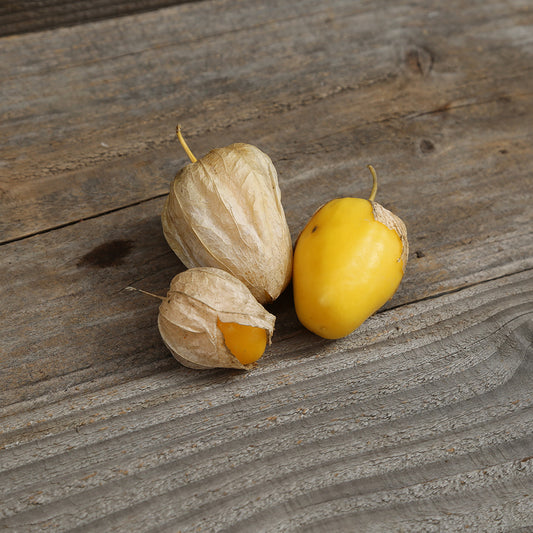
[[176, 124, 197, 163], [125, 286, 165, 301], [367, 165, 378, 202]]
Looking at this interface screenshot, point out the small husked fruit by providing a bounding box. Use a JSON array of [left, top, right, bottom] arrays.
[[157, 267, 275, 369], [162, 126, 293, 304]]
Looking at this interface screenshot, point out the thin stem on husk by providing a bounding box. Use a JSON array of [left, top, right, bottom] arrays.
[[176, 124, 197, 163], [125, 286, 165, 301]]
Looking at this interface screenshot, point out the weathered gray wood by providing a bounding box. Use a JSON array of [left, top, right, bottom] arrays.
[[0, 0, 206, 37], [1, 194, 532, 410], [1, 269, 531, 531], [0, 189, 532, 530], [1, 0, 531, 245], [1, 0, 533, 530]]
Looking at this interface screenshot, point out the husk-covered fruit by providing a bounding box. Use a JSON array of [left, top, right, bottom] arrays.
[[162, 128, 293, 304], [158, 267, 275, 369]]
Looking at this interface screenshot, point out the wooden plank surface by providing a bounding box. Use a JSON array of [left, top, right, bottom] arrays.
[[1, 268, 532, 531], [2, 193, 532, 409], [0, 0, 205, 37], [1, 0, 532, 530], [1, 0, 531, 243]]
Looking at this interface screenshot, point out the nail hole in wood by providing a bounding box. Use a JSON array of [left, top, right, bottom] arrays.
[[420, 139, 435, 153]]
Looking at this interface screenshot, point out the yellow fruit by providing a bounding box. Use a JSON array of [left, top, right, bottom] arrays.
[[217, 319, 268, 365], [293, 166, 408, 339]]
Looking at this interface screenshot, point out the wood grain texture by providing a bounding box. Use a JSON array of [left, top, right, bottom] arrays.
[[1, 0, 533, 530], [1, 193, 532, 409], [0, 0, 205, 37], [1, 0, 532, 243], [1, 268, 532, 531]]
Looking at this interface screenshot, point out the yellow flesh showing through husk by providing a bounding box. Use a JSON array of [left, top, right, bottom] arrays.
[[217, 319, 268, 365]]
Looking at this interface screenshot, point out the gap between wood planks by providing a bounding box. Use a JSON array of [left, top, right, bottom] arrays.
[[384, 265, 533, 310], [0, 193, 168, 246], [1, 82, 529, 248], [0, 0, 210, 38], [2, 184, 532, 321]]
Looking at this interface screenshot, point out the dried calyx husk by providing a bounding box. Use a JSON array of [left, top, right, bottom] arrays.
[[162, 126, 293, 305], [157, 267, 275, 369], [370, 201, 409, 268]]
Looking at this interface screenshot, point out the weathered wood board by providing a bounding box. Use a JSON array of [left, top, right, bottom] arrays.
[[1, 193, 532, 409], [1, 0, 532, 530], [0, 0, 205, 37], [1, 268, 532, 531], [1, 0, 531, 243]]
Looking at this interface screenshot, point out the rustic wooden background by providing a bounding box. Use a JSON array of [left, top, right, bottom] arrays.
[[1, 0, 532, 530]]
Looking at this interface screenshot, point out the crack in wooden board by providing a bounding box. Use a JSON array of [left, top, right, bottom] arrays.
[[1, 0, 532, 242], [1, 192, 532, 407]]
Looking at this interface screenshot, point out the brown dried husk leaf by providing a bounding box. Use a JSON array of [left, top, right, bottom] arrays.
[[371, 201, 409, 271], [162, 143, 293, 304], [157, 267, 275, 369]]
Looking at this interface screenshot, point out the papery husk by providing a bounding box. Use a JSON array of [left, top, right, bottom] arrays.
[[162, 143, 293, 304], [371, 201, 409, 271], [157, 267, 275, 369]]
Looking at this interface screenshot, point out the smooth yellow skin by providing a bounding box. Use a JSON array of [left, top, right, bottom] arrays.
[[217, 319, 268, 365], [293, 198, 405, 339]]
